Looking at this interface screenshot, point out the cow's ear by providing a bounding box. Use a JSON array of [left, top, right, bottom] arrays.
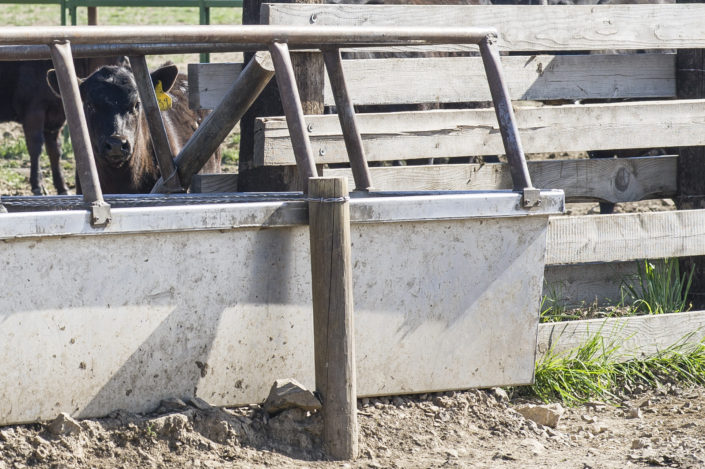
[[150, 64, 178, 93], [46, 70, 85, 98], [46, 69, 62, 97]]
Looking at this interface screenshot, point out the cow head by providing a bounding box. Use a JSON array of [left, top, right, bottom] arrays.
[[47, 63, 178, 168]]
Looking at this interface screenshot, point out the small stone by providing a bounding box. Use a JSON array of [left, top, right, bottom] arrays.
[[638, 398, 652, 408], [158, 397, 189, 412], [631, 439, 649, 449], [491, 387, 509, 403], [581, 415, 597, 423], [46, 412, 82, 436], [445, 448, 459, 458], [520, 438, 545, 455], [361, 398, 370, 407], [515, 403, 564, 428], [187, 397, 213, 411], [625, 407, 643, 419], [263, 378, 321, 415], [590, 423, 609, 435], [392, 396, 405, 407]]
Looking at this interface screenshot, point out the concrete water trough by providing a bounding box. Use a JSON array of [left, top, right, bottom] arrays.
[[0, 189, 563, 425]]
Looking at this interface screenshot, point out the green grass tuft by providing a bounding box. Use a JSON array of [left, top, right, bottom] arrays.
[[532, 331, 705, 406], [621, 258, 694, 315]]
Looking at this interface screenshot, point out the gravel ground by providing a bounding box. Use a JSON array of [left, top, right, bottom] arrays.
[[0, 385, 704, 468]]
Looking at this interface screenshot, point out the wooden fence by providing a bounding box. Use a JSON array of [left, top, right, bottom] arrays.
[[189, 2, 705, 311]]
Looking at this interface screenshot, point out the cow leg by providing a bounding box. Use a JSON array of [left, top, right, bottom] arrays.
[[44, 128, 69, 195], [22, 112, 47, 196]]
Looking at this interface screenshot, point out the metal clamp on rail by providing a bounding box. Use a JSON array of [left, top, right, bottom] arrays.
[[90, 201, 112, 227], [522, 188, 542, 209]]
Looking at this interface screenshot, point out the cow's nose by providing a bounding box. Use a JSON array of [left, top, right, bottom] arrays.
[[104, 135, 130, 156]]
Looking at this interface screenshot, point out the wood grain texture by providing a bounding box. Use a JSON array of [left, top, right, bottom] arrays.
[[188, 54, 675, 108], [256, 100, 705, 165], [190, 173, 238, 193], [543, 262, 640, 308], [323, 156, 676, 203], [308, 177, 358, 460], [188, 62, 243, 111], [546, 209, 705, 265], [537, 311, 705, 362], [265, 4, 705, 51]]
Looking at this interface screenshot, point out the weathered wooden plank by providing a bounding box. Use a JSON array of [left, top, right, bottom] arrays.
[[543, 262, 640, 308], [546, 209, 705, 265], [323, 156, 676, 204], [187, 62, 243, 111], [188, 54, 675, 109], [256, 100, 705, 165], [190, 173, 238, 193], [264, 4, 705, 51], [537, 310, 705, 362], [324, 54, 675, 105]]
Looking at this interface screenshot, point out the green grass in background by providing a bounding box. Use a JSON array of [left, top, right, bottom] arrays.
[[0, 3, 242, 195]]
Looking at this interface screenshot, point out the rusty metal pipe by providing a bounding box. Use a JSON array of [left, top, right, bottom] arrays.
[[0, 43, 266, 61], [478, 35, 532, 192], [0, 25, 496, 47], [269, 41, 318, 193], [323, 48, 372, 192], [152, 50, 275, 193], [129, 55, 183, 193], [48, 40, 111, 226]]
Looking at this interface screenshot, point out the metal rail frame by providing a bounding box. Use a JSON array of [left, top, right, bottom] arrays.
[[0, 25, 536, 221]]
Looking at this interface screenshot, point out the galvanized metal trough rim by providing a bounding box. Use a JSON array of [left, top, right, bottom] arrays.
[[0, 190, 564, 240]]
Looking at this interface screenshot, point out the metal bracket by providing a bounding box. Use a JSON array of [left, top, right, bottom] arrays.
[[522, 188, 542, 209], [90, 202, 112, 227]]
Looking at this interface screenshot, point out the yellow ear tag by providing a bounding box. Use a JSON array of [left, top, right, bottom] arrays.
[[155, 80, 172, 111]]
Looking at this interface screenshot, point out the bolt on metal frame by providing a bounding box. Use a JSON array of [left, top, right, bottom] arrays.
[[0, 25, 537, 223]]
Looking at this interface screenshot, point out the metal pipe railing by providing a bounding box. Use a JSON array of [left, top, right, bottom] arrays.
[[0, 25, 497, 46], [0, 25, 537, 219]]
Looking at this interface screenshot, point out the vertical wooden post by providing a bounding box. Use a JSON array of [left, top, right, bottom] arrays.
[[239, 0, 324, 192], [308, 176, 358, 460], [87, 6, 97, 25], [676, 0, 705, 309]]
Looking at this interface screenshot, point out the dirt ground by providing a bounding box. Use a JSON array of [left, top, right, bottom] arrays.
[[0, 385, 703, 469]]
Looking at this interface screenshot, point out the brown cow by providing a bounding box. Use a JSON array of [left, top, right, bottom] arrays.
[[48, 63, 220, 194]]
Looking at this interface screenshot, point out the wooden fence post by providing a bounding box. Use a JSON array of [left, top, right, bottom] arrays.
[[239, 0, 324, 192], [308, 176, 358, 460], [676, 0, 705, 309]]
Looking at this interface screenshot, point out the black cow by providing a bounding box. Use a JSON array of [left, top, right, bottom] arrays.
[[0, 58, 121, 195], [48, 63, 220, 194]]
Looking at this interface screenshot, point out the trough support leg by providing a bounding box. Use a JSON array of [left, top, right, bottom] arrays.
[[323, 48, 373, 192], [49, 40, 111, 227], [479, 35, 537, 207], [152, 50, 275, 193], [269, 41, 319, 194], [130, 55, 183, 193], [308, 176, 358, 461]]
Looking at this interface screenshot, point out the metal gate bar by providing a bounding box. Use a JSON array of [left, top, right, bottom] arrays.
[[0, 25, 535, 215]]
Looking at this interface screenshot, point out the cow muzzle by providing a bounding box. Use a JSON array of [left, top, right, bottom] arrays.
[[101, 135, 132, 162]]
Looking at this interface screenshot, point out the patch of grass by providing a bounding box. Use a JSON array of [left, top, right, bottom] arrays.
[[540, 283, 581, 323], [0, 132, 29, 161], [221, 132, 240, 172], [621, 258, 694, 315], [531, 332, 705, 406]]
